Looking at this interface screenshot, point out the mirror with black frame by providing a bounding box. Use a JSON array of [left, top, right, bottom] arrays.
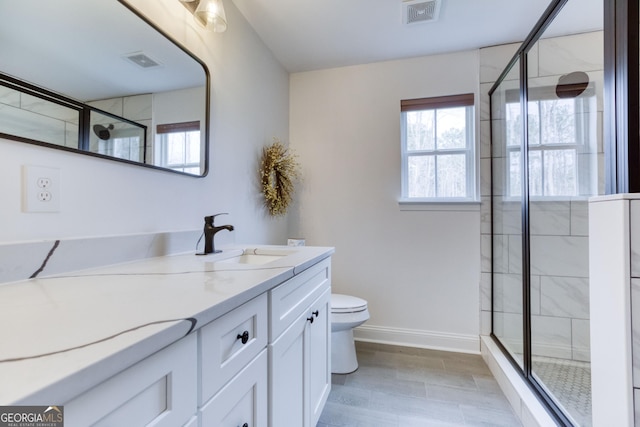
[[0, 0, 209, 176]]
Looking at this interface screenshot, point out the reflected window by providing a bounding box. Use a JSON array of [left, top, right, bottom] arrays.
[[104, 136, 143, 162], [506, 87, 597, 197], [400, 94, 476, 200], [156, 121, 201, 174]]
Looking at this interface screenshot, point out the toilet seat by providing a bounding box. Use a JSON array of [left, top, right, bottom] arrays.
[[331, 293, 367, 314]]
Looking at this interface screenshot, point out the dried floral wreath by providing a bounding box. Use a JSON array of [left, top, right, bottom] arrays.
[[260, 138, 300, 216]]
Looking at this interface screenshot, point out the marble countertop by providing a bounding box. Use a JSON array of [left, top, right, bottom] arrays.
[[0, 245, 333, 405]]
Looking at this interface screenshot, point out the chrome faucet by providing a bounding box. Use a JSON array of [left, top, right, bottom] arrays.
[[199, 213, 234, 255]]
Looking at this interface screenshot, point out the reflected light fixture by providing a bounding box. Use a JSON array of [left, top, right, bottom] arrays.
[[179, 0, 227, 33]]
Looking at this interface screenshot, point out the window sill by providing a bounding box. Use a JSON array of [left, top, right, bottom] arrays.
[[398, 199, 481, 211]]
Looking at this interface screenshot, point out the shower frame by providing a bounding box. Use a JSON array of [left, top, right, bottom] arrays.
[[604, 0, 639, 193], [488, 1, 573, 424], [487, 0, 640, 424]]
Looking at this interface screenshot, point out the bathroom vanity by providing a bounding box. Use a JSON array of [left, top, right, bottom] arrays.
[[0, 245, 333, 427]]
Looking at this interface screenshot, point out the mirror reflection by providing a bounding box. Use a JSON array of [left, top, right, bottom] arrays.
[[0, 0, 209, 176]]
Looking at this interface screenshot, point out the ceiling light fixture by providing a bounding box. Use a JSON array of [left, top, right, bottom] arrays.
[[179, 0, 227, 33]]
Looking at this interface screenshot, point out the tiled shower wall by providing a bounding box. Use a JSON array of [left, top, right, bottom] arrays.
[[479, 31, 603, 362], [0, 86, 152, 154], [0, 85, 80, 148]]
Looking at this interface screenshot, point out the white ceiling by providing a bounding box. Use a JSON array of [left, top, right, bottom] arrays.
[[0, 0, 205, 101], [232, 0, 604, 73], [0, 0, 603, 101]]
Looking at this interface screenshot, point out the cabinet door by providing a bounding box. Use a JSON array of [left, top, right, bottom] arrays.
[[200, 349, 267, 427], [269, 312, 306, 427], [64, 334, 197, 427], [307, 289, 331, 427], [270, 289, 332, 427]]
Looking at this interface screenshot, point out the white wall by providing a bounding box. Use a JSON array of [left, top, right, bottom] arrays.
[[0, 0, 290, 245], [289, 52, 482, 352]]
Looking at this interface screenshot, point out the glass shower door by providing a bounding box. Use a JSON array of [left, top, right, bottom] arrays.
[[527, 5, 603, 424], [491, 59, 524, 368]]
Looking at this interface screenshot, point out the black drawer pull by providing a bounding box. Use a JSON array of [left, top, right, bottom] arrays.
[[312, 310, 319, 317], [239, 423, 248, 427], [307, 316, 314, 324], [237, 331, 249, 344]]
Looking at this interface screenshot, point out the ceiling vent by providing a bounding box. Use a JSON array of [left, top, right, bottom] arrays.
[[403, 0, 442, 25], [123, 52, 161, 69]]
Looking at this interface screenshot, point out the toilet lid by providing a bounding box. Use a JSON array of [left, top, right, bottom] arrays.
[[331, 294, 367, 313]]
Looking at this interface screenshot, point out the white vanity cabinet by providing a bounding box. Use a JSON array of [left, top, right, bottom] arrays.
[[269, 258, 332, 427], [64, 333, 198, 427], [40, 251, 333, 427]]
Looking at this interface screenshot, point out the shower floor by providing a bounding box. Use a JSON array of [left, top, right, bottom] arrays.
[[532, 356, 592, 427]]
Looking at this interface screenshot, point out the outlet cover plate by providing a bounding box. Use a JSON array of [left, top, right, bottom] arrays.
[[23, 165, 60, 213]]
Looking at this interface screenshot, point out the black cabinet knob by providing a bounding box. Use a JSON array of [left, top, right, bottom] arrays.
[[239, 423, 248, 427], [307, 316, 314, 324], [237, 331, 249, 344], [312, 310, 319, 317]]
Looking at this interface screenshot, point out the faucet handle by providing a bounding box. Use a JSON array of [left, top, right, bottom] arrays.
[[205, 213, 228, 224]]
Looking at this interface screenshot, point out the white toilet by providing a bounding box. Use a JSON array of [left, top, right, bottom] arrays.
[[331, 293, 370, 374]]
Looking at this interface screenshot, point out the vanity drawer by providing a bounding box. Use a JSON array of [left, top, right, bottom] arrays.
[[200, 349, 267, 427], [270, 258, 331, 340], [200, 293, 268, 403]]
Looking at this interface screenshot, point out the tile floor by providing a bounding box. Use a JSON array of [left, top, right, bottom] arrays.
[[318, 342, 522, 427], [532, 356, 591, 427]]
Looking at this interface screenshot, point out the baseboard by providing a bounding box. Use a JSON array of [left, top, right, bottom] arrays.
[[353, 324, 480, 354]]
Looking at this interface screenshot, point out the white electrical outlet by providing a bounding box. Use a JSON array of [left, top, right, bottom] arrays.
[[23, 165, 60, 213]]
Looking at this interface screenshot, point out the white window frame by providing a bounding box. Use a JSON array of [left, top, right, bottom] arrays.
[[505, 86, 597, 199], [104, 124, 145, 162], [155, 121, 201, 174], [399, 93, 477, 206]]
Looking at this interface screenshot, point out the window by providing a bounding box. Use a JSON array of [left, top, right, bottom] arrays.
[[400, 94, 476, 201], [101, 135, 143, 162], [156, 121, 201, 174], [505, 87, 597, 197]]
